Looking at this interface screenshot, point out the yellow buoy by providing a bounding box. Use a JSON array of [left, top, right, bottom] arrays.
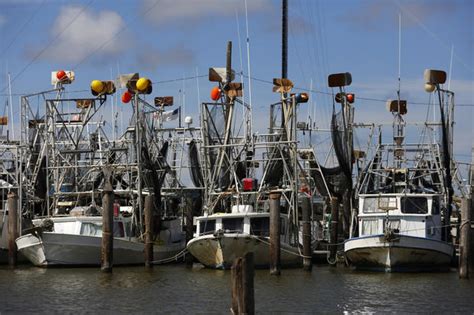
[[136, 77, 150, 92], [91, 80, 104, 94]]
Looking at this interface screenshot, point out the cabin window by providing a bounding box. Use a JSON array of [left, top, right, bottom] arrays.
[[401, 197, 428, 214], [222, 218, 244, 233], [53, 221, 76, 234], [199, 219, 215, 235], [431, 198, 440, 215], [363, 197, 387, 213], [113, 221, 125, 237], [250, 217, 269, 237], [361, 219, 379, 235], [80, 222, 102, 236]]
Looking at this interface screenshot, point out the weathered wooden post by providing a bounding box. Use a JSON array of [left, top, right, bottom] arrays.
[[269, 191, 281, 275], [144, 193, 154, 268], [231, 252, 255, 315], [301, 195, 312, 271], [329, 196, 339, 264], [185, 195, 194, 266], [470, 198, 474, 272], [459, 198, 471, 279], [101, 181, 114, 273], [7, 191, 18, 267]]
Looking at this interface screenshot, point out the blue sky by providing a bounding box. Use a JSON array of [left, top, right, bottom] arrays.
[[0, 0, 472, 161]]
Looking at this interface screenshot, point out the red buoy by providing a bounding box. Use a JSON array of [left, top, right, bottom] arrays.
[[122, 91, 132, 103], [210, 86, 221, 101], [56, 70, 67, 81], [346, 93, 355, 103]]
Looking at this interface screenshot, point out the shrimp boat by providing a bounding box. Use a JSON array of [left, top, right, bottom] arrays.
[[344, 70, 455, 271], [16, 212, 184, 267], [16, 71, 188, 266], [188, 207, 301, 269], [186, 45, 305, 269]]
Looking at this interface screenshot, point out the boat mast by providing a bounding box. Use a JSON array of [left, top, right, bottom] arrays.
[[394, 13, 405, 170], [281, 0, 288, 130], [282, 0, 288, 81]]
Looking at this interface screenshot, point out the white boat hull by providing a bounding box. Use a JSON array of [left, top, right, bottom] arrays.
[[187, 234, 301, 269], [344, 234, 454, 272], [16, 232, 185, 267]]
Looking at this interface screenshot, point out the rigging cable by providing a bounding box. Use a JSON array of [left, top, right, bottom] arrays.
[[0, 0, 95, 94], [0, 0, 47, 58]]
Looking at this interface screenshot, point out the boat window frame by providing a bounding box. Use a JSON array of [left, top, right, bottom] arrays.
[[360, 218, 380, 236], [113, 221, 125, 237], [221, 217, 244, 233], [431, 197, 440, 215], [400, 196, 428, 214], [250, 217, 270, 237], [199, 219, 216, 235], [362, 197, 389, 214]]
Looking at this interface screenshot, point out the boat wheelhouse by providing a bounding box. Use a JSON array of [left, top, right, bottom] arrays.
[[345, 193, 453, 271]]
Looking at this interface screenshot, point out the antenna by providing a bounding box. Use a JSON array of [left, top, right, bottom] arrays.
[[448, 45, 454, 90], [110, 67, 116, 140], [7, 72, 14, 139], [235, 9, 246, 135], [244, 0, 253, 115], [182, 73, 186, 128], [397, 13, 401, 102], [195, 67, 201, 126]]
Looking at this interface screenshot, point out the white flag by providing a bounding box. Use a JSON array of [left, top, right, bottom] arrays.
[[158, 107, 180, 122]]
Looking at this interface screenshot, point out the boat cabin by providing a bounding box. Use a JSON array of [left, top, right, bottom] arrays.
[[33, 216, 131, 238], [357, 193, 442, 240], [194, 211, 290, 241]]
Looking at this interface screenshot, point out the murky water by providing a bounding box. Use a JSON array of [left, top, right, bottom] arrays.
[[0, 264, 473, 314]]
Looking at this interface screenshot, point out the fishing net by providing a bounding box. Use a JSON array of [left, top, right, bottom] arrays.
[[188, 139, 203, 187]]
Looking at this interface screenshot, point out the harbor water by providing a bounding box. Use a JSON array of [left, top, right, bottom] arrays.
[[1, 264, 473, 313]]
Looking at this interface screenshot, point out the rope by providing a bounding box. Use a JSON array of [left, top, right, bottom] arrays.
[[151, 248, 188, 265], [459, 220, 472, 230], [243, 233, 308, 258]]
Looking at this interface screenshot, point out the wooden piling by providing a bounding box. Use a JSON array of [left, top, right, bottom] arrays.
[[185, 196, 194, 266], [459, 198, 471, 279], [269, 191, 281, 275], [144, 194, 154, 268], [470, 198, 474, 272], [301, 196, 312, 271], [329, 196, 339, 264], [101, 183, 114, 273], [7, 192, 18, 267], [231, 252, 255, 315]]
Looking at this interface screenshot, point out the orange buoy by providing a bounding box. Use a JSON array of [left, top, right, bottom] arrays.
[[210, 86, 221, 101], [56, 70, 67, 81], [122, 91, 132, 103]]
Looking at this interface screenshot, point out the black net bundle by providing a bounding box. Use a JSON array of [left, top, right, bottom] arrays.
[[308, 106, 352, 198], [188, 139, 203, 187]]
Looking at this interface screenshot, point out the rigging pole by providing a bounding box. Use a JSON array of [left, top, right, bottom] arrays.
[[282, 0, 288, 80]]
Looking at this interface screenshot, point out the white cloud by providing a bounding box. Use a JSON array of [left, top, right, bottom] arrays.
[[35, 5, 126, 63], [142, 0, 271, 25]]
